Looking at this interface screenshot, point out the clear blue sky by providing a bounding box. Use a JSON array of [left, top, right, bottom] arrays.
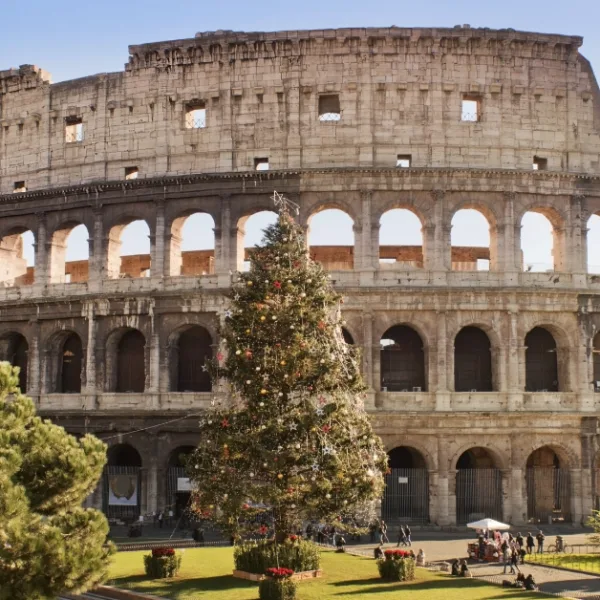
[[3, 0, 600, 272]]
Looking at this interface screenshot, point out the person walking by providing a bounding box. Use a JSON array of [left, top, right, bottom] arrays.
[[509, 549, 521, 574], [536, 530, 545, 554], [502, 539, 511, 574], [516, 532, 524, 549], [526, 532, 535, 554], [379, 520, 389, 544], [404, 524, 412, 547], [158, 510, 164, 529], [396, 526, 407, 547]]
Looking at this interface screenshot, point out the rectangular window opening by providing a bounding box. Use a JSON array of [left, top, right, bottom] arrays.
[[13, 181, 26, 193], [319, 94, 341, 122], [185, 102, 206, 129], [461, 96, 480, 122], [125, 166, 139, 180], [254, 157, 269, 171], [396, 154, 412, 168], [533, 156, 548, 171], [65, 117, 84, 143]]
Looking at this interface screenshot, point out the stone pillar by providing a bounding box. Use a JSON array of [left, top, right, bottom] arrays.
[[570, 195, 588, 279], [149, 330, 161, 395], [435, 310, 450, 410], [150, 199, 165, 277], [431, 191, 450, 273], [496, 344, 507, 393], [553, 225, 567, 272], [436, 471, 451, 526], [215, 195, 233, 286], [362, 312, 376, 410], [48, 241, 67, 284], [33, 212, 48, 288], [84, 301, 97, 395], [502, 192, 521, 276], [358, 190, 377, 271], [147, 461, 159, 515], [507, 311, 522, 410], [88, 208, 104, 291], [27, 320, 41, 398], [165, 233, 182, 277], [510, 467, 527, 525], [501, 469, 511, 523], [570, 468, 583, 525]]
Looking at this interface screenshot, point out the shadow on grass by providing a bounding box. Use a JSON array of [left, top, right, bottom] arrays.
[[331, 575, 499, 595], [111, 573, 256, 593]]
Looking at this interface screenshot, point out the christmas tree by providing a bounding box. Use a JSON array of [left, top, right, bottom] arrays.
[[0, 363, 113, 600], [189, 193, 387, 542]]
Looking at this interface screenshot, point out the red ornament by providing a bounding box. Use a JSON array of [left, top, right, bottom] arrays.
[[217, 352, 224, 361], [245, 350, 253, 359], [221, 418, 230, 428], [242, 503, 250, 510], [274, 281, 282, 289], [322, 424, 332, 433]]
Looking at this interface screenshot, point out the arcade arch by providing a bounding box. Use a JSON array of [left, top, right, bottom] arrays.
[[454, 327, 493, 392], [594, 332, 600, 392], [382, 446, 429, 524], [526, 446, 571, 522], [380, 325, 426, 392], [521, 210, 557, 272], [379, 209, 424, 268], [49, 223, 90, 283], [450, 209, 493, 271], [170, 325, 213, 392], [588, 214, 600, 274], [307, 208, 354, 270], [455, 447, 502, 524], [166, 446, 196, 517], [115, 329, 146, 393], [0, 332, 28, 391], [46, 330, 84, 393], [107, 219, 151, 279], [169, 212, 215, 276], [104, 444, 142, 519], [238, 210, 277, 271], [0, 228, 34, 286], [525, 327, 558, 392]]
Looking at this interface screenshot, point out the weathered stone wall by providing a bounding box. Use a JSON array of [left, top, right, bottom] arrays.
[[1, 26, 600, 194]]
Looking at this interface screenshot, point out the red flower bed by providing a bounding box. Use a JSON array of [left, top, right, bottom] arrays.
[[384, 549, 411, 560], [151, 547, 175, 558], [288, 535, 299, 542], [265, 567, 295, 579]]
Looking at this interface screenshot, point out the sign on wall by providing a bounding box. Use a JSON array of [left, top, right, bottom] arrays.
[[177, 477, 192, 492], [108, 474, 138, 506]]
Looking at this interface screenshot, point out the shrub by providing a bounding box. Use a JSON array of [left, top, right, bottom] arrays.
[[259, 573, 297, 600], [377, 553, 416, 582], [234, 539, 320, 574], [143, 547, 182, 578]]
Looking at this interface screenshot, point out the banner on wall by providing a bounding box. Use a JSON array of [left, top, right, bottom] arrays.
[[108, 474, 138, 506], [177, 477, 192, 492]]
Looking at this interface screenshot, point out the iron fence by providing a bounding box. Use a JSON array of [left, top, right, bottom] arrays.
[[526, 467, 571, 523], [456, 468, 502, 524], [102, 466, 141, 521], [382, 468, 429, 523]]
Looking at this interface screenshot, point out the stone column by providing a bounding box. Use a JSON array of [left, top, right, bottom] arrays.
[[165, 233, 182, 277], [435, 310, 450, 410], [430, 191, 450, 273], [553, 225, 567, 273], [33, 212, 48, 288], [83, 301, 97, 396], [27, 320, 41, 398], [570, 468, 583, 525], [88, 208, 104, 292], [362, 312, 376, 410], [501, 469, 512, 523], [146, 461, 159, 515], [510, 467, 527, 525], [502, 192, 521, 276], [150, 199, 165, 277], [507, 311, 523, 410], [436, 471, 451, 526], [358, 190, 377, 272], [215, 195, 233, 286], [570, 195, 587, 277]]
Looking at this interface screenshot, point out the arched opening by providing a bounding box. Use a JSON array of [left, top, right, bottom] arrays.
[[454, 327, 493, 392], [525, 327, 558, 392], [239, 211, 278, 271], [526, 446, 571, 523], [307, 208, 354, 270], [379, 209, 424, 268], [587, 214, 600, 274], [342, 328, 354, 345], [116, 330, 145, 393], [450, 209, 492, 271], [0, 228, 34, 286], [172, 326, 212, 392], [380, 325, 426, 392], [103, 444, 142, 520], [593, 332, 600, 392], [166, 446, 196, 519], [382, 446, 429, 524], [456, 447, 502, 524], [50, 223, 90, 283], [169, 212, 215, 276], [107, 220, 151, 279], [0, 332, 29, 392], [521, 211, 555, 272], [60, 333, 83, 393]]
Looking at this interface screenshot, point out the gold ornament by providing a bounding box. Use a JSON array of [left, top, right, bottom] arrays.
[[260, 389, 267, 395], [280, 360, 286, 365], [277, 473, 283, 479], [260, 316, 266, 321], [247, 281, 253, 286]]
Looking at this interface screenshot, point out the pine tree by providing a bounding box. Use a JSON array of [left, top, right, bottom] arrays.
[[189, 194, 387, 541], [0, 362, 113, 600]]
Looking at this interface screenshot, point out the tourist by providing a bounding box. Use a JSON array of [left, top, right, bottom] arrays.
[[526, 532, 535, 554], [374, 544, 384, 560], [502, 539, 511, 574], [168, 508, 174, 525], [451, 559, 460, 576], [396, 526, 407, 547], [536, 530, 545, 554], [510, 549, 521, 574], [405, 524, 412, 546], [158, 511, 163, 529], [416, 549, 425, 567], [459, 559, 471, 577], [379, 519, 389, 544], [516, 532, 524, 548], [524, 574, 539, 591]]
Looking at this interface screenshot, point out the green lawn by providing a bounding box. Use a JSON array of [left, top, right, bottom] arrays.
[[533, 553, 600, 574], [108, 548, 541, 600]]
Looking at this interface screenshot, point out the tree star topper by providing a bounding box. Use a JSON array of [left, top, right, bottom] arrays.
[[272, 190, 300, 215]]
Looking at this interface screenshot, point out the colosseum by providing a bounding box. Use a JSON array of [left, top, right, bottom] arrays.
[[1, 25, 600, 527]]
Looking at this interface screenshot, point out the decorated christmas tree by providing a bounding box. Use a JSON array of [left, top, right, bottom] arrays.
[[189, 193, 387, 542]]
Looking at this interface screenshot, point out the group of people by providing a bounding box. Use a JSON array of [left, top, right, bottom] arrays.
[[474, 529, 546, 569], [368, 519, 412, 547]]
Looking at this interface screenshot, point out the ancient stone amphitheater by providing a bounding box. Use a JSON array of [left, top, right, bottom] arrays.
[[1, 25, 600, 527]]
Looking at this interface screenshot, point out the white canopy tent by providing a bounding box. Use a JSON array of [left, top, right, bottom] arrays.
[[466, 518, 510, 531]]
